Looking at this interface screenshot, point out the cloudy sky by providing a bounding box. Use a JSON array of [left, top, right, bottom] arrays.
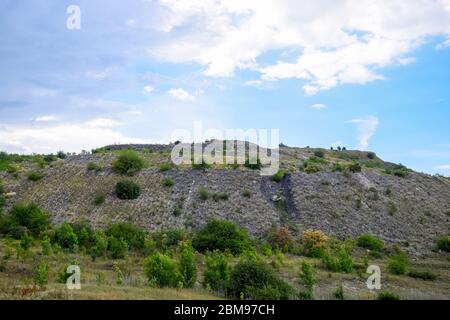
[[1, 0, 450, 174]]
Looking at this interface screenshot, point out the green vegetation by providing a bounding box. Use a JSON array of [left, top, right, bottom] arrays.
[[87, 162, 103, 172], [0, 202, 50, 238], [408, 270, 437, 281], [112, 150, 146, 176], [179, 241, 197, 288], [115, 180, 141, 200], [244, 158, 262, 170], [229, 258, 295, 300], [269, 227, 293, 253], [197, 187, 210, 201], [212, 192, 229, 202], [271, 170, 285, 183], [356, 234, 384, 251], [242, 189, 252, 198], [159, 163, 172, 172], [143, 253, 182, 288], [322, 243, 354, 273], [203, 251, 230, 292], [193, 220, 251, 255], [347, 162, 362, 173], [435, 235, 450, 252], [93, 193, 106, 206], [314, 150, 325, 158], [162, 177, 174, 187], [299, 261, 315, 300], [54, 222, 79, 251], [388, 251, 409, 275], [377, 291, 400, 300], [28, 172, 44, 181]]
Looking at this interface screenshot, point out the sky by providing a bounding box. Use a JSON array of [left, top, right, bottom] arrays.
[[0, 0, 450, 175]]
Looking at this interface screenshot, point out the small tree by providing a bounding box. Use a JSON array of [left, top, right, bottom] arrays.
[[269, 227, 293, 253], [33, 261, 49, 286], [203, 251, 230, 292], [90, 231, 108, 261], [388, 251, 409, 275], [179, 241, 197, 288], [54, 222, 79, 251], [115, 180, 141, 200], [299, 261, 315, 300], [143, 253, 182, 287], [112, 150, 146, 176]]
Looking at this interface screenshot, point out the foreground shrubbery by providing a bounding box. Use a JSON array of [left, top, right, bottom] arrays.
[[193, 219, 251, 255]]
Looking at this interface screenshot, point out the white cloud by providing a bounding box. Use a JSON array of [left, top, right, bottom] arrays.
[[347, 116, 379, 150], [35, 115, 60, 122], [152, 0, 450, 93], [0, 119, 145, 154], [86, 68, 112, 80], [310, 103, 327, 110], [435, 164, 450, 170], [144, 85, 155, 93], [168, 88, 196, 101], [85, 118, 122, 128]]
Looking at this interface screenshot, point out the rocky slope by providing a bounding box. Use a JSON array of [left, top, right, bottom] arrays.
[[1, 144, 449, 255]]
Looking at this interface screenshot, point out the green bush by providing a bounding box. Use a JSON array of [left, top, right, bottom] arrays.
[[33, 261, 49, 286], [271, 170, 285, 183], [57, 151, 67, 159], [314, 150, 325, 158], [304, 164, 321, 174], [348, 162, 362, 173], [163, 177, 174, 187], [435, 236, 450, 252], [203, 251, 230, 292], [269, 227, 293, 253], [179, 242, 197, 288], [0, 203, 50, 238], [94, 193, 106, 206], [143, 253, 182, 287], [115, 180, 141, 200], [106, 222, 146, 251], [299, 261, 316, 300], [388, 251, 409, 275], [87, 162, 103, 172], [356, 234, 384, 251], [334, 285, 344, 300], [193, 220, 251, 255], [159, 163, 172, 172], [332, 163, 345, 172], [407, 270, 437, 281], [377, 291, 400, 300], [20, 233, 33, 250], [28, 172, 44, 181], [229, 258, 295, 300], [90, 231, 108, 261], [107, 237, 128, 259], [112, 150, 146, 176], [152, 229, 188, 250], [242, 189, 252, 198], [192, 160, 211, 170], [367, 152, 376, 159], [244, 158, 262, 170], [212, 192, 229, 202], [70, 221, 93, 248], [198, 187, 210, 201], [54, 222, 79, 250], [322, 244, 354, 273]]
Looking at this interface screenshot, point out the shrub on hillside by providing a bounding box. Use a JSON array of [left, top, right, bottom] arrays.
[[179, 241, 197, 288], [143, 253, 182, 287], [242, 189, 252, 198], [388, 251, 409, 275], [159, 163, 172, 172], [367, 152, 376, 159], [408, 270, 437, 281], [269, 227, 294, 253], [112, 150, 145, 176], [203, 251, 230, 292], [90, 231, 108, 261], [229, 258, 295, 300], [106, 222, 146, 250], [197, 187, 210, 201], [302, 230, 328, 258], [321, 244, 354, 274], [244, 158, 262, 170], [377, 291, 400, 300], [107, 237, 128, 259], [152, 229, 188, 250], [348, 162, 362, 173], [299, 261, 316, 300], [314, 150, 325, 158], [356, 234, 384, 251], [87, 162, 103, 172], [163, 177, 174, 187], [115, 180, 141, 200], [435, 235, 450, 252], [0, 203, 50, 238], [28, 172, 44, 181], [94, 193, 105, 206], [57, 151, 67, 159], [193, 220, 251, 255], [33, 261, 49, 286], [271, 170, 285, 183], [54, 222, 79, 251], [212, 192, 229, 202], [304, 164, 321, 174]]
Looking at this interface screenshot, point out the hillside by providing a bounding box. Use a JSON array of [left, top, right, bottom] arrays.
[[1, 143, 449, 256]]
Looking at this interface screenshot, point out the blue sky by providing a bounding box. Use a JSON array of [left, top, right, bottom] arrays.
[[0, 0, 450, 175]]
